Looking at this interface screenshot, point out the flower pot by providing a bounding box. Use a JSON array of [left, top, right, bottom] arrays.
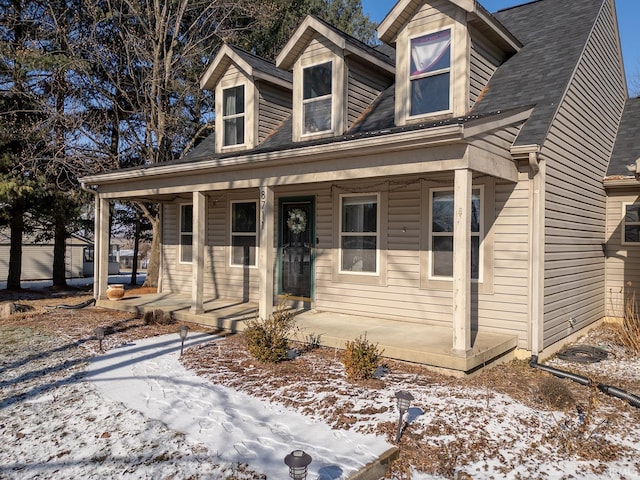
[[106, 284, 125, 301]]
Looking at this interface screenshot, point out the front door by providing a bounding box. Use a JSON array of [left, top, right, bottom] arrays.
[[278, 197, 314, 300]]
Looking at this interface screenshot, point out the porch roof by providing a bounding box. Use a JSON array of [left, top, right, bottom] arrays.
[[99, 293, 517, 375]]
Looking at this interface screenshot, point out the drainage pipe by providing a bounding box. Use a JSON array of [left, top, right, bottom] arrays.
[[529, 355, 640, 408]]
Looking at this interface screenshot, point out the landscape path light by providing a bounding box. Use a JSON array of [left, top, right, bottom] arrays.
[[284, 449, 312, 479], [95, 326, 105, 352], [178, 325, 189, 356], [395, 390, 414, 442]]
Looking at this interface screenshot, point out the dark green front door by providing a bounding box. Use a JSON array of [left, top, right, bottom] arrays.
[[278, 198, 314, 299]]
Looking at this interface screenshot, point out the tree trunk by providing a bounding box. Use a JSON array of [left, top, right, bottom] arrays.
[[52, 212, 68, 289], [142, 212, 160, 288], [130, 211, 140, 286], [6, 202, 24, 290]]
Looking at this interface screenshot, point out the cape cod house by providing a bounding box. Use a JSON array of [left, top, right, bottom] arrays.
[[80, 0, 633, 374]]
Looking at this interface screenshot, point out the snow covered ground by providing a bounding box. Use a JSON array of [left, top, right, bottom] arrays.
[[1, 298, 639, 479]]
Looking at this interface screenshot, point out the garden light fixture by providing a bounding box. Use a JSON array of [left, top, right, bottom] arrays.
[[284, 449, 312, 479], [178, 325, 189, 356], [95, 327, 105, 352], [395, 390, 414, 442]]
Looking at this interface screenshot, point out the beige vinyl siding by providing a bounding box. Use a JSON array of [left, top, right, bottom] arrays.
[[605, 190, 640, 318], [485, 179, 531, 347], [406, 0, 457, 32], [257, 81, 291, 144], [469, 34, 501, 109], [347, 58, 392, 128], [312, 165, 531, 343], [541, 1, 626, 348], [162, 203, 192, 294], [162, 194, 262, 300]]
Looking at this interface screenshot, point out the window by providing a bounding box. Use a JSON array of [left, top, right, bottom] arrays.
[[222, 85, 245, 146], [302, 62, 332, 134], [430, 188, 481, 279], [179, 204, 193, 263], [410, 29, 451, 116], [231, 201, 257, 266], [623, 203, 640, 244], [340, 194, 378, 274]]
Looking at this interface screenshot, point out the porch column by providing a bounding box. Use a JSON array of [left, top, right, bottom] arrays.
[[191, 191, 206, 314], [258, 186, 275, 320], [96, 196, 110, 300], [452, 168, 472, 355]]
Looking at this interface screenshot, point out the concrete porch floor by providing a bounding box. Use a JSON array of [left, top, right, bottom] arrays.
[[98, 293, 518, 375]]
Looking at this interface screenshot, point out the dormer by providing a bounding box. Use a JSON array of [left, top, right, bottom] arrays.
[[200, 44, 293, 153], [276, 16, 395, 142], [378, 0, 520, 127]]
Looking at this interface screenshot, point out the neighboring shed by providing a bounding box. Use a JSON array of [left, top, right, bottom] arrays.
[[0, 228, 92, 281]]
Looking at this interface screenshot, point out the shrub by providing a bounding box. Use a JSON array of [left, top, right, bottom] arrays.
[[342, 334, 383, 380], [244, 304, 296, 363], [143, 309, 175, 325]]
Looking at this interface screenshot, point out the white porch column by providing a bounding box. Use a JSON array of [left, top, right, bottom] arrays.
[[96, 196, 110, 300], [191, 191, 206, 314], [258, 186, 275, 320], [452, 168, 472, 355]]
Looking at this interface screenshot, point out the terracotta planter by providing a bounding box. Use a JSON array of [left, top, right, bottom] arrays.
[[106, 284, 125, 301]]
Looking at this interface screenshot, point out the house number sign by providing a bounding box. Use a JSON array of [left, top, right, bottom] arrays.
[[260, 188, 266, 229]]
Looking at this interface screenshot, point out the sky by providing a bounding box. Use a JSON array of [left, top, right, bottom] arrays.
[[361, 0, 640, 94]]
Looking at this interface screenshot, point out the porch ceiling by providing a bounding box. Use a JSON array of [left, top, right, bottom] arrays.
[[99, 293, 517, 375]]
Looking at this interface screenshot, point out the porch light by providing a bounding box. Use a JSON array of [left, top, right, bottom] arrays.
[[95, 326, 105, 352], [284, 449, 312, 479], [395, 390, 414, 442], [178, 325, 189, 356]]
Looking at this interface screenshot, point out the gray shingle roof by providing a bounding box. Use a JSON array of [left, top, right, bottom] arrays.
[[180, 0, 606, 164], [606, 97, 640, 177], [226, 44, 292, 84], [473, 0, 604, 146]]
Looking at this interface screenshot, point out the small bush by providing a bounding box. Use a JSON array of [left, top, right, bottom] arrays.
[[244, 304, 296, 363], [143, 309, 175, 325], [342, 334, 383, 380], [536, 377, 575, 410]]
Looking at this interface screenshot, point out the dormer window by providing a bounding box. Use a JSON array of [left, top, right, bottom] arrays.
[[302, 62, 332, 134], [222, 85, 245, 146], [410, 29, 451, 116]]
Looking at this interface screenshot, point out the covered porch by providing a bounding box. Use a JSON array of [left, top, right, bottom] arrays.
[[98, 293, 518, 375]]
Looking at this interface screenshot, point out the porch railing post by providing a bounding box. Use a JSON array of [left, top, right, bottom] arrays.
[[452, 168, 472, 355], [258, 186, 275, 320]]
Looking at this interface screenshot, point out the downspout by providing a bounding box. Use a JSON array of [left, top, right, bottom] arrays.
[[529, 150, 545, 356], [513, 144, 544, 357]]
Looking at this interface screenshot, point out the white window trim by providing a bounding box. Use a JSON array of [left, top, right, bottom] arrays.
[[622, 202, 640, 245], [408, 28, 453, 119], [221, 83, 247, 149], [230, 200, 258, 268], [428, 185, 484, 282], [301, 60, 333, 137], [338, 192, 380, 276], [178, 203, 193, 265]]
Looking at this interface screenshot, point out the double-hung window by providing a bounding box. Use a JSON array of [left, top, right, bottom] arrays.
[[179, 204, 193, 263], [430, 188, 481, 279], [231, 201, 257, 267], [340, 194, 378, 274], [623, 203, 640, 244], [410, 29, 451, 116], [302, 62, 332, 134], [222, 85, 245, 147]]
